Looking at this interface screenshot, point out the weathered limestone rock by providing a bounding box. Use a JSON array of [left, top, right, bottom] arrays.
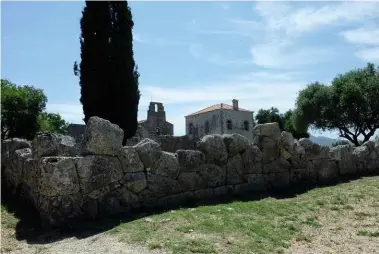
[[176, 150, 205, 171], [268, 172, 290, 189], [263, 157, 292, 173], [157, 192, 193, 207], [198, 134, 228, 165], [213, 186, 229, 196], [32, 132, 77, 158], [318, 160, 339, 182], [121, 172, 147, 193], [193, 188, 214, 200], [353, 146, 370, 161], [241, 144, 263, 174], [223, 133, 250, 156], [279, 131, 294, 153], [38, 195, 82, 227], [150, 151, 180, 178], [118, 146, 144, 173], [134, 138, 162, 169], [97, 187, 139, 216], [81, 117, 123, 156], [2, 138, 31, 158], [259, 137, 280, 163], [177, 172, 206, 190], [245, 174, 267, 191], [4, 148, 32, 190], [252, 123, 281, 142], [39, 157, 80, 196], [147, 173, 182, 198], [226, 154, 245, 185], [298, 138, 327, 160], [196, 164, 226, 188], [330, 145, 357, 175], [76, 155, 124, 194], [21, 158, 40, 196]]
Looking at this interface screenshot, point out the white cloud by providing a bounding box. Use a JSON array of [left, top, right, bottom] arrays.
[[355, 47, 379, 62], [250, 40, 331, 69], [189, 2, 379, 69], [46, 103, 84, 124], [340, 27, 379, 62], [341, 27, 379, 45]]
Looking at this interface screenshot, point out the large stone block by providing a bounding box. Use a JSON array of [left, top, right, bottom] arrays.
[[39, 157, 80, 196], [177, 172, 206, 190], [147, 173, 182, 198], [222, 133, 250, 156], [150, 151, 180, 178], [245, 174, 267, 191], [32, 132, 77, 158], [134, 138, 162, 169], [257, 137, 280, 163], [241, 144, 263, 174], [118, 146, 144, 173], [252, 123, 281, 143], [198, 134, 228, 165], [268, 172, 290, 189], [196, 164, 226, 188], [4, 148, 32, 190], [226, 154, 245, 185], [81, 116, 123, 156], [330, 145, 357, 175], [177, 150, 205, 171], [121, 172, 147, 193], [97, 187, 139, 216], [75, 155, 124, 194], [2, 138, 31, 158], [318, 160, 339, 182], [279, 131, 294, 153], [38, 195, 83, 228]]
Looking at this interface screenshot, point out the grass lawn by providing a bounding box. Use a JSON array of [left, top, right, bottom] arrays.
[[1, 176, 379, 254]]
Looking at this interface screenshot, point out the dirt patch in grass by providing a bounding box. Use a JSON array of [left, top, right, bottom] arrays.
[[286, 179, 379, 254]]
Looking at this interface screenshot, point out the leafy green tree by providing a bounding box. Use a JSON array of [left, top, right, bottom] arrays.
[[1, 79, 47, 140], [255, 107, 284, 130], [292, 63, 379, 146], [282, 110, 310, 139], [74, 1, 140, 145], [38, 112, 69, 135], [254, 107, 309, 139]]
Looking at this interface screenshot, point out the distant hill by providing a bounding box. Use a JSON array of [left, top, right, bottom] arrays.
[[309, 135, 337, 147]]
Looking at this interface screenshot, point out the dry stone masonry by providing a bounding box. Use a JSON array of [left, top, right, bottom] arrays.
[[2, 116, 379, 228]]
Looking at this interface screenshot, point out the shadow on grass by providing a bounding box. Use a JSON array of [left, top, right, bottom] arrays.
[[1, 173, 377, 246]]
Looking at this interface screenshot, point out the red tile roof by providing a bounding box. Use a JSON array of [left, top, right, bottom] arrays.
[[185, 103, 252, 117]]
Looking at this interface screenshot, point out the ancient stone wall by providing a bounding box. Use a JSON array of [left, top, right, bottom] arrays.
[[2, 117, 379, 228]]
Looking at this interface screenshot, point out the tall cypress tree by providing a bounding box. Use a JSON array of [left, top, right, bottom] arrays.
[[74, 1, 140, 144]]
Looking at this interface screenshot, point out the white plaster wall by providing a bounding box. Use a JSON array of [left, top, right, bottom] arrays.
[[185, 110, 222, 139], [222, 110, 254, 141]]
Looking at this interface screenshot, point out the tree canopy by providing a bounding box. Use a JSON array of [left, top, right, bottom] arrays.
[[37, 112, 69, 135], [74, 1, 140, 145], [1, 79, 70, 140], [1, 79, 47, 140], [292, 63, 379, 146], [255, 107, 309, 139]]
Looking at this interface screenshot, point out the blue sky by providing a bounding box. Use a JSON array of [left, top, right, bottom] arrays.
[[2, 1, 379, 138]]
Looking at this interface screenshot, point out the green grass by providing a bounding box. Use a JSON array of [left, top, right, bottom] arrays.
[[105, 176, 379, 254], [357, 230, 379, 237]]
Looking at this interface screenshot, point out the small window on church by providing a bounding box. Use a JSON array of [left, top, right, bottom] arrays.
[[189, 123, 193, 134], [205, 121, 210, 134], [227, 120, 232, 130], [244, 120, 249, 131], [155, 127, 160, 135]]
